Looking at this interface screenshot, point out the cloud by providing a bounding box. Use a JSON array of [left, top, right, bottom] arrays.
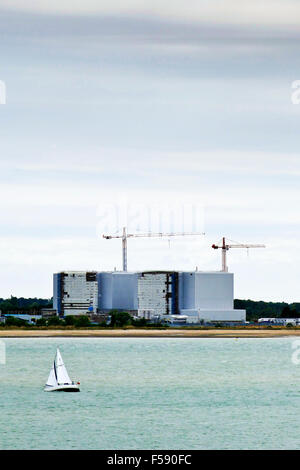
[[0, 3, 300, 301], [1, 5, 300, 44], [1, 0, 300, 27]]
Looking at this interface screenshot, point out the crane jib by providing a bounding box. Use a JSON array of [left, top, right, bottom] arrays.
[[102, 227, 205, 272]]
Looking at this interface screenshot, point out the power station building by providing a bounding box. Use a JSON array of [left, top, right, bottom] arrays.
[[178, 271, 244, 322], [53, 270, 245, 322], [97, 272, 138, 313], [137, 271, 178, 319], [53, 271, 98, 316]]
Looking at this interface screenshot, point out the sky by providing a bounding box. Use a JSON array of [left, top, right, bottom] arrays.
[[0, 1, 300, 301]]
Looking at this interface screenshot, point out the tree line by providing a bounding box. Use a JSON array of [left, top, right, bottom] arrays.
[[1, 297, 299, 322], [0, 296, 52, 314], [3, 312, 161, 328], [234, 299, 300, 321]]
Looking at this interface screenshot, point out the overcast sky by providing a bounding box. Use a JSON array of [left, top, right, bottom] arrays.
[[0, 1, 300, 301]]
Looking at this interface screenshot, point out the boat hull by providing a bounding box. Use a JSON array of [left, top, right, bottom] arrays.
[[44, 384, 80, 392]]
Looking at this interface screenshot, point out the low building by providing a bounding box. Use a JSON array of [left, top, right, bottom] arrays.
[[161, 314, 188, 325], [40, 308, 57, 318], [4, 314, 42, 324], [258, 318, 300, 326], [88, 313, 110, 324]]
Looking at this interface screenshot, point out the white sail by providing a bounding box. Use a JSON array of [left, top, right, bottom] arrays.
[[46, 361, 58, 387], [55, 348, 72, 385]]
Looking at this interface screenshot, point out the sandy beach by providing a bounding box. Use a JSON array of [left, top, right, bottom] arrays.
[[0, 328, 300, 338]]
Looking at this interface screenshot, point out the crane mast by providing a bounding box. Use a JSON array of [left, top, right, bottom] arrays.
[[212, 237, 265, 272], [103, 227, 205, 272]]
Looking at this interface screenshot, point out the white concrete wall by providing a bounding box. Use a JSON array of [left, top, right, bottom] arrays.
[[195, 272, 233, 310], [98, 272, 138, 311], [179, 272, 234, 311], [179, 271, 245, 322], [53, 274, 59, 311]]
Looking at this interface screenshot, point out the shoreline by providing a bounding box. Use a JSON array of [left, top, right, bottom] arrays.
[[0, 328, 300, 338]]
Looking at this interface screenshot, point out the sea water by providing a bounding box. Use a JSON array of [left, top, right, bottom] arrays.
[[0, 337, 299, 449]]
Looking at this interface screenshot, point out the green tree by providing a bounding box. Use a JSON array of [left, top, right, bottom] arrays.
[[9, 296, 18, 308], [5, 316, 28, 327], [74, 316, 91, 327], [132, 317, 149, 327], [64, 315, 76, 326], [47, 316, 64, 326], [110, 311, 132, 327], [30, 302, 40, 310], [281, 306, 291, 318], [0, 297, 53, 314]]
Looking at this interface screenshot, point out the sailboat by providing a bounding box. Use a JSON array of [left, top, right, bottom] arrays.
[[44, 348, 80, 392]]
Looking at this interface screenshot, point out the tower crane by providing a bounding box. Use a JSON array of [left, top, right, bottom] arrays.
[[212, 237, 265, 272], [103, 226, 205, 272]]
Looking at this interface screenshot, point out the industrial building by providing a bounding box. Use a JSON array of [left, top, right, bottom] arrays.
[[97, 271, 138, 313], [53, 271, 98, 316], [53, 270, 245, 322], [178, 271, 245, 323], [89, 229, 263, 323], [258, 318, 300, 326], [137, 271, 178, 318]]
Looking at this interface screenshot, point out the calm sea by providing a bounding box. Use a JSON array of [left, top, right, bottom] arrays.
[[0, 337, 299, 449]]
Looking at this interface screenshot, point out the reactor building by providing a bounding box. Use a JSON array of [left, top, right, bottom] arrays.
[[53, 271, 98, 316], [53, 270, 245, 323]]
